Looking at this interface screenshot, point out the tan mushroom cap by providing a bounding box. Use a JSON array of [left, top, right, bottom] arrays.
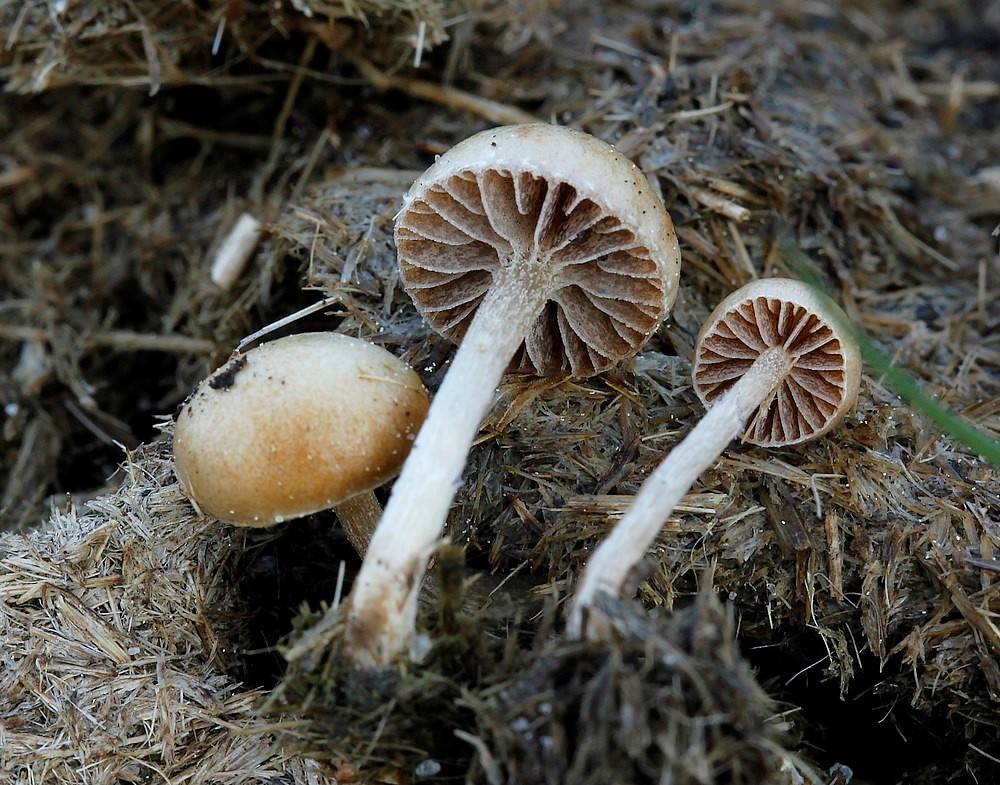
[[172, 332, 430, 526], [692, 278, 862, 447], [394, 123, 682, 377]]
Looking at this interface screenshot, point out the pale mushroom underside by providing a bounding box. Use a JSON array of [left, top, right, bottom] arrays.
[[396, 167, 668, 377], [693, 296, 852, 446]]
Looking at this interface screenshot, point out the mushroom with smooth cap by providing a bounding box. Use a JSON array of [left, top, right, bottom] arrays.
[[342, 123, 682, 665], [568, 277, 861, 638], [172, 332, 430, 555]]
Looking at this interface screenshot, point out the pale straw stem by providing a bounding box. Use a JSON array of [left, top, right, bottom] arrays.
[[343, 261, 550, 664], [568, 348, 792, 639]]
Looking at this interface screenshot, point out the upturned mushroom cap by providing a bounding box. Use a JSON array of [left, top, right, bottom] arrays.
[[394, 123, 682, 376], [569, 278, 862, 639], [692, 278, 862, 447], [173, 332, 429, 526]]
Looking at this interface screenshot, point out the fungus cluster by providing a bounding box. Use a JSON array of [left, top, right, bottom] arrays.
[[171, 125, 862, 697]]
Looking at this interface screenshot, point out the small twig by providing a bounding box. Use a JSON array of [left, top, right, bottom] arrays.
[[919, 80, 999, 99], [809, 473, 846, 519], [0, 324, 215, 354], [0, 165, 35, 189], [454, 730, 503, 785], [351, 56, 538, 126], [235, 295, 347, 352], [873, 195, 958, 270], [157, 118, 273, 150], [667, 101, 735, 121], [685, 184, 751, 222], [290, 127, 334, 201], [272, 36, 318, 146], [123, 0, 163, 96], [322, 166, 424, 186], [726, 220, 756, 278], [969, 744, 1000, 766], [413, 20, 427, 68], [824, 510, 845, 600], [698, 175, 766, 205]]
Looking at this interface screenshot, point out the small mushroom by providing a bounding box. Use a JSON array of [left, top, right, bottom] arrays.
[[343, 123, 682, 665], [172, 332, 429, 555], [569, 277, 861, 637]]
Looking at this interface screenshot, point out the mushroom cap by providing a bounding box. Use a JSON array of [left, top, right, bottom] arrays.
[[692, 278, 862, 447], [172, 332, 430, 526], [394, 123, 682, 377]]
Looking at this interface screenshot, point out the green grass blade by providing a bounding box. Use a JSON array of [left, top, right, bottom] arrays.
[[777, 236, 1000, 468]]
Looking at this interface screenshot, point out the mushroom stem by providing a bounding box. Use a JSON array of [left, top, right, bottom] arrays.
[[344, 258, 552, 665], [568, 347, 793, 639], [333, 490, 382, 556]]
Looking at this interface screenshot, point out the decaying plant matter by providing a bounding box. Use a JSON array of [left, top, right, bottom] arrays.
[[2, 0, 999, 782], [468, 586, 822, 785], [0, 444, 338, 785]]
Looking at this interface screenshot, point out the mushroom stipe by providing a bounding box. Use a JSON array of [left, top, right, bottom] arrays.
[[339, 123, 682, 666], [569, 278, 862, 638]]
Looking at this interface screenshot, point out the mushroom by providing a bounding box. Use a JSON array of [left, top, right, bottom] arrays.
[[172, 332, 430, 555], [569, 277, 862, 638], [342, 123, 682, 665]]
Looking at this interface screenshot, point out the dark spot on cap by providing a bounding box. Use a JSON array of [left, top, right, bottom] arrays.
[[209, 355, 248, 390]]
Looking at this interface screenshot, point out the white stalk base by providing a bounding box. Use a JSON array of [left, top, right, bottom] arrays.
[[343, 261, 550, 666]]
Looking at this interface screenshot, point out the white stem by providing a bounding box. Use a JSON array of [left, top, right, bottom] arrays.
[[568, 348, 792, 639], [334, 490, 382, 556], [343, 257, 551, 665]]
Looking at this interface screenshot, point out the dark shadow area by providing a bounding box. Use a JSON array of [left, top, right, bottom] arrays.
[[746, 635, 959, 785]]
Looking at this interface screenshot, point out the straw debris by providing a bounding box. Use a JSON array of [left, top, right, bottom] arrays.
[[265, 546, 498, 779], [466, 586, 820, 785], [1, 0, 445, 95], [0, 442, 337, 784], [3, 0, 999, 781]]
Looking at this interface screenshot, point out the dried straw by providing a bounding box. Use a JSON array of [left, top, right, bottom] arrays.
[[0, 441, 336, 785]]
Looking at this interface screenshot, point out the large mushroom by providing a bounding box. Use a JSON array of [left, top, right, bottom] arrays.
[[172, 332, 429, 555], [343, 123, 682, 665], [569, 277, 862, 638]]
